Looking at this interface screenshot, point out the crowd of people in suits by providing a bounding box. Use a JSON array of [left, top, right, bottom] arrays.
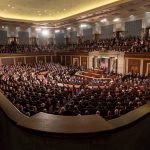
[[0, 37, 150, 53], [0, 63, 149, 119], [54, 37, 150, 52]]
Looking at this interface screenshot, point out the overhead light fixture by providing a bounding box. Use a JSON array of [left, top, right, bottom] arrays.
[[130, 15, 134, 17], [129, 15, 136, 20], [100, 18, 107, 23], [36, 28, 41, 31], [16, 27, 20, 30], [113, 18, 120, 22], [145, 12, 150, 17], [129, 15, 136, 18], [55, 30, 60, 33], [41, 26, 49, 29], [80, 24, 87, 28], [42, 29, 49, 36], [67, 27, 71, 30], [2, 26, 5, 29]]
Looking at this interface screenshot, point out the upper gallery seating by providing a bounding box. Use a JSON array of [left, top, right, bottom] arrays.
[[0, 37, 150, 53]]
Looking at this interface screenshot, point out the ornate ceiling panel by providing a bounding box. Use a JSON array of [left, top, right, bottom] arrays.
[[0, 0, 122, 21]]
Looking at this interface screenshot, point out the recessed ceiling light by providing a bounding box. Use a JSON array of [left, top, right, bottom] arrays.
[[80, 24, 87, 28], [67, 27, 71, 30], [64, 8, 66, 11], [129, 15, 136, 20], [55, 30, 60, 33], [145, 12, 150, 17], [100, 18, 107, 23], [42, 29, 49, 36], [113, 18, 120, 22], [2, 26, 5, 29], [35, 28, 41, 31], [38, 14, 42, 16], [11, 6, 14, 9], [41, 26, 48, 29], [130, 15, 134, 17], [8, 4, 11, 7]]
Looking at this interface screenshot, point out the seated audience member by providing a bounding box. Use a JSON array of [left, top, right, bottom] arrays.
[[0, 63, 149, 120], [0, 37, 150, 53]]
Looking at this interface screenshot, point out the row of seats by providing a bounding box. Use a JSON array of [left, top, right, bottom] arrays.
[[0, 63, 149, 120], [0, 37, 150, 53]]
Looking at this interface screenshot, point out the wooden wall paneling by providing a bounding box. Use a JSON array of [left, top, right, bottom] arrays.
[[15, 57, 24, 65], [1, 58, 14, 65], [52, 56, 58, 63], [57, 52, 88, 56], [66, 56, 71, 66], [57, 55, 61, 64], [52, 56, 55, 63], [0, 58, 2, 65], [81, 57, 88, 68], [62, 56, 65, 65], [128, 59, 140, 73], [37, 56, 45, 63], [26, 57, 36, 64], [46, 56, 51, 63], [143, 60, 150, 75], [72, 56, 80, 66], [125, 58, 127, 73], [125, 53, 150, 58], [94, 33, 100, 41]]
